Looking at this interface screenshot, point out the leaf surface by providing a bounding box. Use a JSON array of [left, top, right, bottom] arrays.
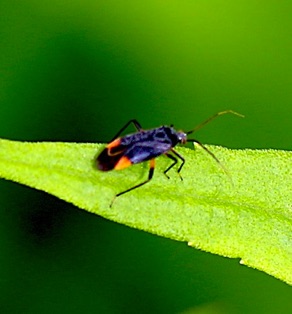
[[0, 138, 291, 284]]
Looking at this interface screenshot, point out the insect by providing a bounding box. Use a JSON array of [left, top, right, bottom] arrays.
[[96, 110, 243, 206]]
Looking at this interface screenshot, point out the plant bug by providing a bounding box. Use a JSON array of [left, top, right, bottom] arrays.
[[96, 110, 243, 206]]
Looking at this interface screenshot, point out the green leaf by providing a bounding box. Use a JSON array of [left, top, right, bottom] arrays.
[[0, 138, 291, 284]]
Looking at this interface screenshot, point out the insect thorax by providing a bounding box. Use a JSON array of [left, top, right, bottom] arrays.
[[155, 126, 184, 146], [120, 126, 184, 147]]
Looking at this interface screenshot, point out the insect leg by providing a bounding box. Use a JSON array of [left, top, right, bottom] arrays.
[[110, 159, 155, 207], [164, 150, 185, 180], [110, 119, 142, 141], [170, 148, 185, 180], [163, 153, 177, 179]]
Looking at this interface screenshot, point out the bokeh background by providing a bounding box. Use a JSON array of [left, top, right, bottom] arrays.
[[0, 1, 291, 313]]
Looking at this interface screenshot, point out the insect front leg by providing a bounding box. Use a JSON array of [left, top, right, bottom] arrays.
[[171, 149, 185, 177], [164, 149, 185, 180], [164, 153, 178, 179], [110, 159, 155, 207]]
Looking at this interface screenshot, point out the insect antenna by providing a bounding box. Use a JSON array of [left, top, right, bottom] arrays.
[[185, 110, 244, 184], [186, 110, 244, 135], [188, 139, 233, 184]]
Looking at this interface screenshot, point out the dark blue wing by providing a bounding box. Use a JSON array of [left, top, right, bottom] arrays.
[[127, 142, 172, 164]]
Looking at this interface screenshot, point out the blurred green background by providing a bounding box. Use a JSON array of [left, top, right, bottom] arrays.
[[0, 1, 291, 313]]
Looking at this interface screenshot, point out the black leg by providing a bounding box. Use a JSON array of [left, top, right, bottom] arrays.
[[171, 148, 185, 176], [110, 119, 142, 141], [166, 149, 185, 180], [110, 159, 155, 207], [164, 153, 178, 179], [164, 149, 185, 180]]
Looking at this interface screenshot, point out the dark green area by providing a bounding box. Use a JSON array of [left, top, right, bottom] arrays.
[[0, 1, 291, 313]]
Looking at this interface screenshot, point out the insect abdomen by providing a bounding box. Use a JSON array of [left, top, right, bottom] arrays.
[[96, 148, 126, 171]]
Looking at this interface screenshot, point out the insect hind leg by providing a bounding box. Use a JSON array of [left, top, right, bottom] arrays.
[[110, 159, 155, 207], [110, 119, 142, 141]]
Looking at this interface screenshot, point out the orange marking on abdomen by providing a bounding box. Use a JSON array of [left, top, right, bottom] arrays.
[[114, 156, 132, 170], [107, 138, 121, 149]]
